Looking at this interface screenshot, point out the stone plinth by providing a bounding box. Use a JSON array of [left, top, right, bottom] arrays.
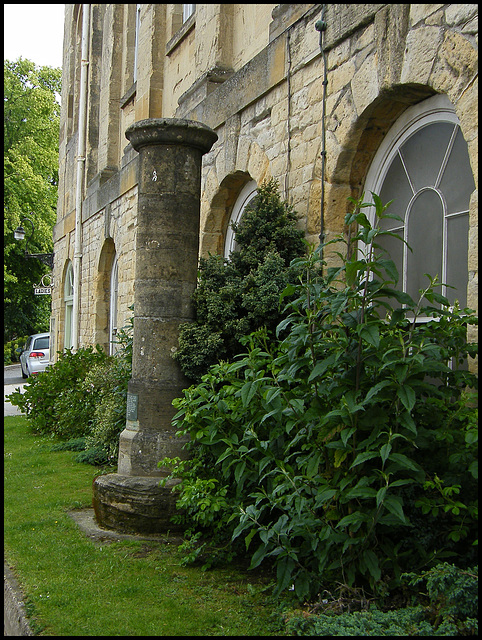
[[93, 118, 217, 533], [92, 475, 183, 534]]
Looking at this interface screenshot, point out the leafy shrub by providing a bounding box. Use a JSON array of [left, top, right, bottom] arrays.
[[8, 345, 110, 439], [8, 311, 133, 466], [173, 179, 306, 381], [81, 308, 133, 463], [4, 335, 28, 364], [82, 357, 130, 463], [160, 194, 478, 600]]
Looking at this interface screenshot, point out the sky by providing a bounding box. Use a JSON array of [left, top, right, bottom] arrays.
[[4, 4, 65, 69]]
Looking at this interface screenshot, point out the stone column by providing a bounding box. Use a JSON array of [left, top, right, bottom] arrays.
[[93, 118, 217, 534]]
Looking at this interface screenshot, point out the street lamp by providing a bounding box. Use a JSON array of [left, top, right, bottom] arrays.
[[14, 214, 54, 270]]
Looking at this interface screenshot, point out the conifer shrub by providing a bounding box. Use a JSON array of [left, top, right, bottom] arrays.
[[173, 179, 306, 381], [284, 563, 478, 636], [160, 194, 478, 601]]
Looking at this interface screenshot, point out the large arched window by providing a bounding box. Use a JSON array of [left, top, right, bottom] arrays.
[[364, 94, 475, 311], [109, 255, 119, 355], [224, 180, 258, 258], [64, 262, 74, 350]]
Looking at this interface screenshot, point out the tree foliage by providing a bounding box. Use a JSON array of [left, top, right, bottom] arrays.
[[4, 58, 61, 341]]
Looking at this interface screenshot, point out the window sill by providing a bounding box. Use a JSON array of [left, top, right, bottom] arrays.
[[166, 14, 195, 56], [120, 82, 136, 109]]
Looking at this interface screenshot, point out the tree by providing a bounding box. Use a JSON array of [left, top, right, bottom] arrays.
[[4, 58, 61, 341]]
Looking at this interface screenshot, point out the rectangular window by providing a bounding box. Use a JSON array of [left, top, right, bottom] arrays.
[[134, 4, 141, 82], [183, 4, 195, 23]]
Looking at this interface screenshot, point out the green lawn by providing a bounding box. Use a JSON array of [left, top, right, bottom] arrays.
[[4, 416, 283, 636]]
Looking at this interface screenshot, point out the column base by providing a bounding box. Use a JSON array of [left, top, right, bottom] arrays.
[[92, 473, 184, 535]]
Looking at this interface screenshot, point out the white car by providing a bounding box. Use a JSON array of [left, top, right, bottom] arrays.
[[18, 333, 50, 378]]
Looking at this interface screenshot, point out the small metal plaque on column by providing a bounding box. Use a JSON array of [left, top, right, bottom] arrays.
[[126, 392, 138, 421]]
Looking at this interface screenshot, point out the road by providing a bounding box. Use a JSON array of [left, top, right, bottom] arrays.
[[4, 364, 25, 416]]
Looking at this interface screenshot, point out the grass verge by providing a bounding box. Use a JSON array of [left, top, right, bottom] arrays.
[[4, 415, 283, 636]]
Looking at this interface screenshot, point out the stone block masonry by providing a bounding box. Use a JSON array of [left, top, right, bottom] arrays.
[[50, 5, 477, 537]]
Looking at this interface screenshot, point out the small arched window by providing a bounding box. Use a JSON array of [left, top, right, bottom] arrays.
[[224, 180, 258, 259], [64, 262, 74, 350], [109, 255, 119, 355], [364, 94, 475, 311]]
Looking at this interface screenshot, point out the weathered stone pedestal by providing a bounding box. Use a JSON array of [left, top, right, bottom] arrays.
[[92, 118, 217, 534]]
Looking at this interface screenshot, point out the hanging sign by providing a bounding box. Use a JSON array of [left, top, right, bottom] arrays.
[[34, 274, 53, 296]]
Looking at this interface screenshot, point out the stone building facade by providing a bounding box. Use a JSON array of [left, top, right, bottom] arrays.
[[52, 3, 477, 532], [52, 3, 478, 363]]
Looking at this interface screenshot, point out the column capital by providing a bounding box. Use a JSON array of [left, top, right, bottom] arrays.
[[125, 117, 218, 154]]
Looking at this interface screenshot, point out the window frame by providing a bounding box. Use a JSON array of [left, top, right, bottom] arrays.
[[362, 94, 473, 312], [224, 180, 258, 259], [109, 254, 119, 355], [64, 262, 74, 350], [183, 4, 195, 23]]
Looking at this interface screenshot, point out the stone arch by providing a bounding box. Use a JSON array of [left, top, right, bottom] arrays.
[[94, 238, 116, 352], [242, 140, 271, 189], [201, 137, 273, 257], [315, 83, 437, 250], [309, 17, 477, 350], [310, 13, 477, 250], [200, 171, 256, 257]]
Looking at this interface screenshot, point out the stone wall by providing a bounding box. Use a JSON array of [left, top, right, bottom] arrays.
[[80, 184, 137, 351], [52, 4, 478, 367], [191, 4, 477, 261]]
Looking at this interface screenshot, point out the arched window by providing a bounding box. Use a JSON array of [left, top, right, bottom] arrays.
[[64, 262, 74, 350], [109, 255, 119, 355], [363, 94, 475, 311], [224, 180, 258, 259]]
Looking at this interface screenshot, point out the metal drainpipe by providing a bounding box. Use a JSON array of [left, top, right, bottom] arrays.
[[72, 4, 90, 350], [315, 6, 328, 252]]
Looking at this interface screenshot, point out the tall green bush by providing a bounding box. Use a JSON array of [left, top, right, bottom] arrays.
[[160, 194, 478, 600], [81, 356, 130, 463], [173, 179, 306, 381]]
